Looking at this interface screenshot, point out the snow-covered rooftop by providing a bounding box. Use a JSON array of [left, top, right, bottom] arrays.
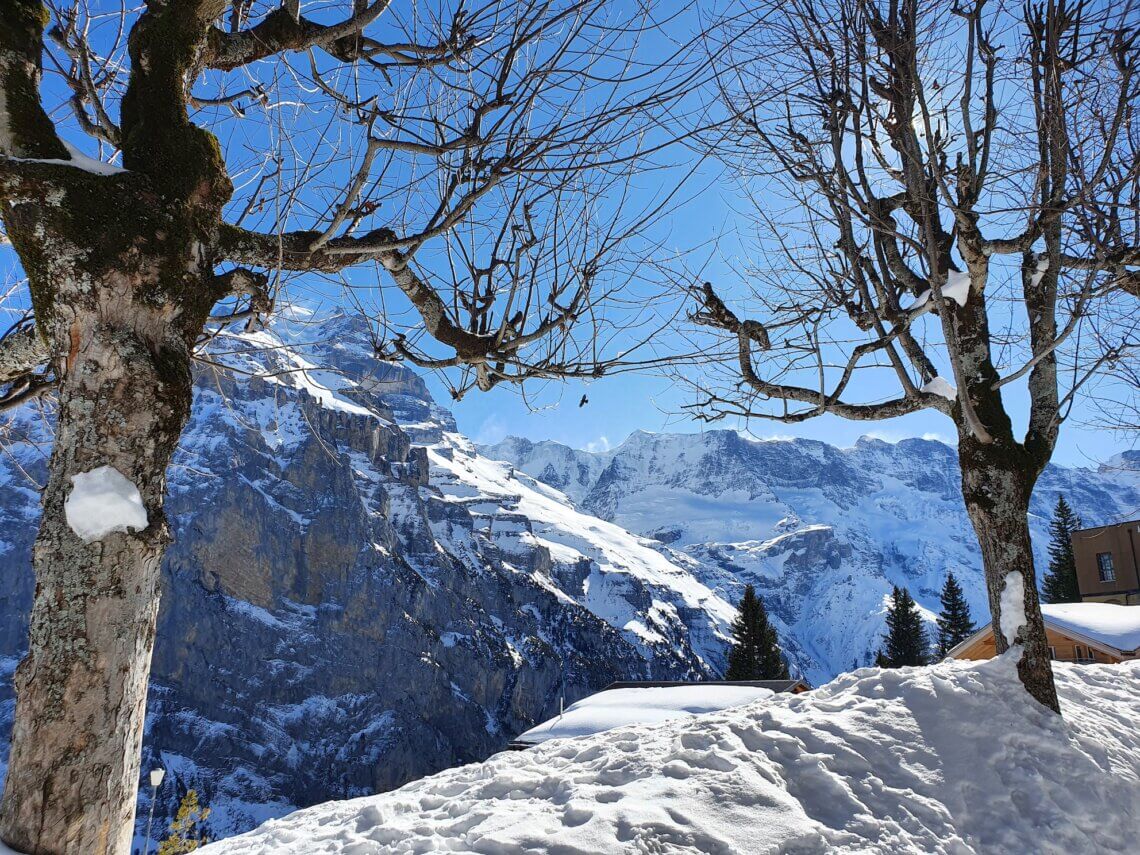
[[202, 659, 1140, 853], [512, 684, 775, 746], [1042, 603, 1140, 653]]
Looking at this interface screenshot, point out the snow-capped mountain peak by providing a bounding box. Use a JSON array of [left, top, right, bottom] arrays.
[[482, 426, 1140, 684]]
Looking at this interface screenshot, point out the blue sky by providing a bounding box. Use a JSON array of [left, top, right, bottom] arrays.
[[409, 150, 1132, 469], [3, 0, 1135, 471], [410, 151, 1133, 468]]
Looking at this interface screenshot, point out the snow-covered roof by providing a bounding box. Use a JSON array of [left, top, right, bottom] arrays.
[[946, 602, 1140, 659], [1041, 603, 1140, 653], [511, 684, 775, 746]]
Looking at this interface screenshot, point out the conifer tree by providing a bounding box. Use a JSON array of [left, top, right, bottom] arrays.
[[725, 585, 789, 680], [157, 790, 211, 855], [877, 586, 931, 668], [1042, 496, 1083, 604], [935, 572, 977, 656]]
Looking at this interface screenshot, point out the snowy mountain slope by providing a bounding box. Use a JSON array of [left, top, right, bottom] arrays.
[[484, 432, 1140, 685], [425, 433, 734, 665], [203, 659, 1140, 854], [0, 310, 733, 842]]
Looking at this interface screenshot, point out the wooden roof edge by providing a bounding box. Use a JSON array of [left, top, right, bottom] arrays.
[[943, 616, 1136, 660]]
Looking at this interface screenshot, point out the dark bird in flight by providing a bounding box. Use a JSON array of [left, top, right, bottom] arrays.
[[579, 394, 589, 407]]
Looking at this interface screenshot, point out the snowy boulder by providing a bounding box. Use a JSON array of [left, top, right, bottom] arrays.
[[64, 465, 148, 542]]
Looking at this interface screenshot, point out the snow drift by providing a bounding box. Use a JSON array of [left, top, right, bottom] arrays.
[[203, 659, 1139, 853]]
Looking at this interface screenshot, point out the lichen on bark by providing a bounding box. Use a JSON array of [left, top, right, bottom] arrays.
[[0, 2, 69, 159], [0, 4, 242, 852]]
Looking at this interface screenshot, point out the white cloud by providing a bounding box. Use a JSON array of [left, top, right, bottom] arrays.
[[863, 429, 905, 444], [861, 429, 956, 447], [473, 414, 508, 445], [922, 432, 956, 445], [584, 435, 611, 454]]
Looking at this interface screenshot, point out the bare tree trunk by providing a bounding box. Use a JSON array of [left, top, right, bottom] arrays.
[[0, 298, 195, 853], [960, 442, 1059, 713]]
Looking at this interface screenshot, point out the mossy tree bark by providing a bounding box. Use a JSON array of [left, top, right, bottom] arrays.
[[0, 165, 224, 854], [959, 441, 1059, 711], [0, 2, 232, 852], [950, 256, 1060, 713]]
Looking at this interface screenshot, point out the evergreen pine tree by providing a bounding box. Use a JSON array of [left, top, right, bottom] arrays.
[[725, 585, 789, 680], [157, 790, 211, 854], [935, 572, 977, 656], [1042, 495, 1083, 603], [876, 586, 931, 667], [725, 586, 759, 680], [758, 616, 790, 680]]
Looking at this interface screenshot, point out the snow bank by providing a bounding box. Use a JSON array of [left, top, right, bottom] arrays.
[[203, 659, 1140, 853], [1043, 603, 1140, 652], [514, 685, 774, 745], [64, 465, 148, 542]]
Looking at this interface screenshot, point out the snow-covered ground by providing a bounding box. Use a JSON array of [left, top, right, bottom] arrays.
[[512, 684, 774, 746], [202, 659, 1139, 854]]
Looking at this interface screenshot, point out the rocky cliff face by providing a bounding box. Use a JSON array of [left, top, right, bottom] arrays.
[[484, 432, 1140, 685], [0, 310, 730, 839]]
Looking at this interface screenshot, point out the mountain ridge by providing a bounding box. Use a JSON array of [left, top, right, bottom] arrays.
[[2, 309, 1135, 843], [481, 426, 1140, 682]]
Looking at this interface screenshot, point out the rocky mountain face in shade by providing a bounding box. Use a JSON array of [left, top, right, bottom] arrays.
[[483, 432, 1140, 684], [0, 310, 732, 840]]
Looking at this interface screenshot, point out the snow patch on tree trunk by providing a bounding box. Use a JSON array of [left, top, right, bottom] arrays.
[[999, 570, 1026, 646], [908, 270, 972, 310], [64, 465, 148, 542], [1029, 256, 1050, 289]]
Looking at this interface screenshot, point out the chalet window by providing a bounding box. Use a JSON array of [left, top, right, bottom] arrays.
[[1048, 646, 1056, 660], [1074, 644, 1084, 660], [1097, 552, 1116, 582]]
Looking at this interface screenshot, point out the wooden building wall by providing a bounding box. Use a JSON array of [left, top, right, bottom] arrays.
[[951, 626, 1131, 664]]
